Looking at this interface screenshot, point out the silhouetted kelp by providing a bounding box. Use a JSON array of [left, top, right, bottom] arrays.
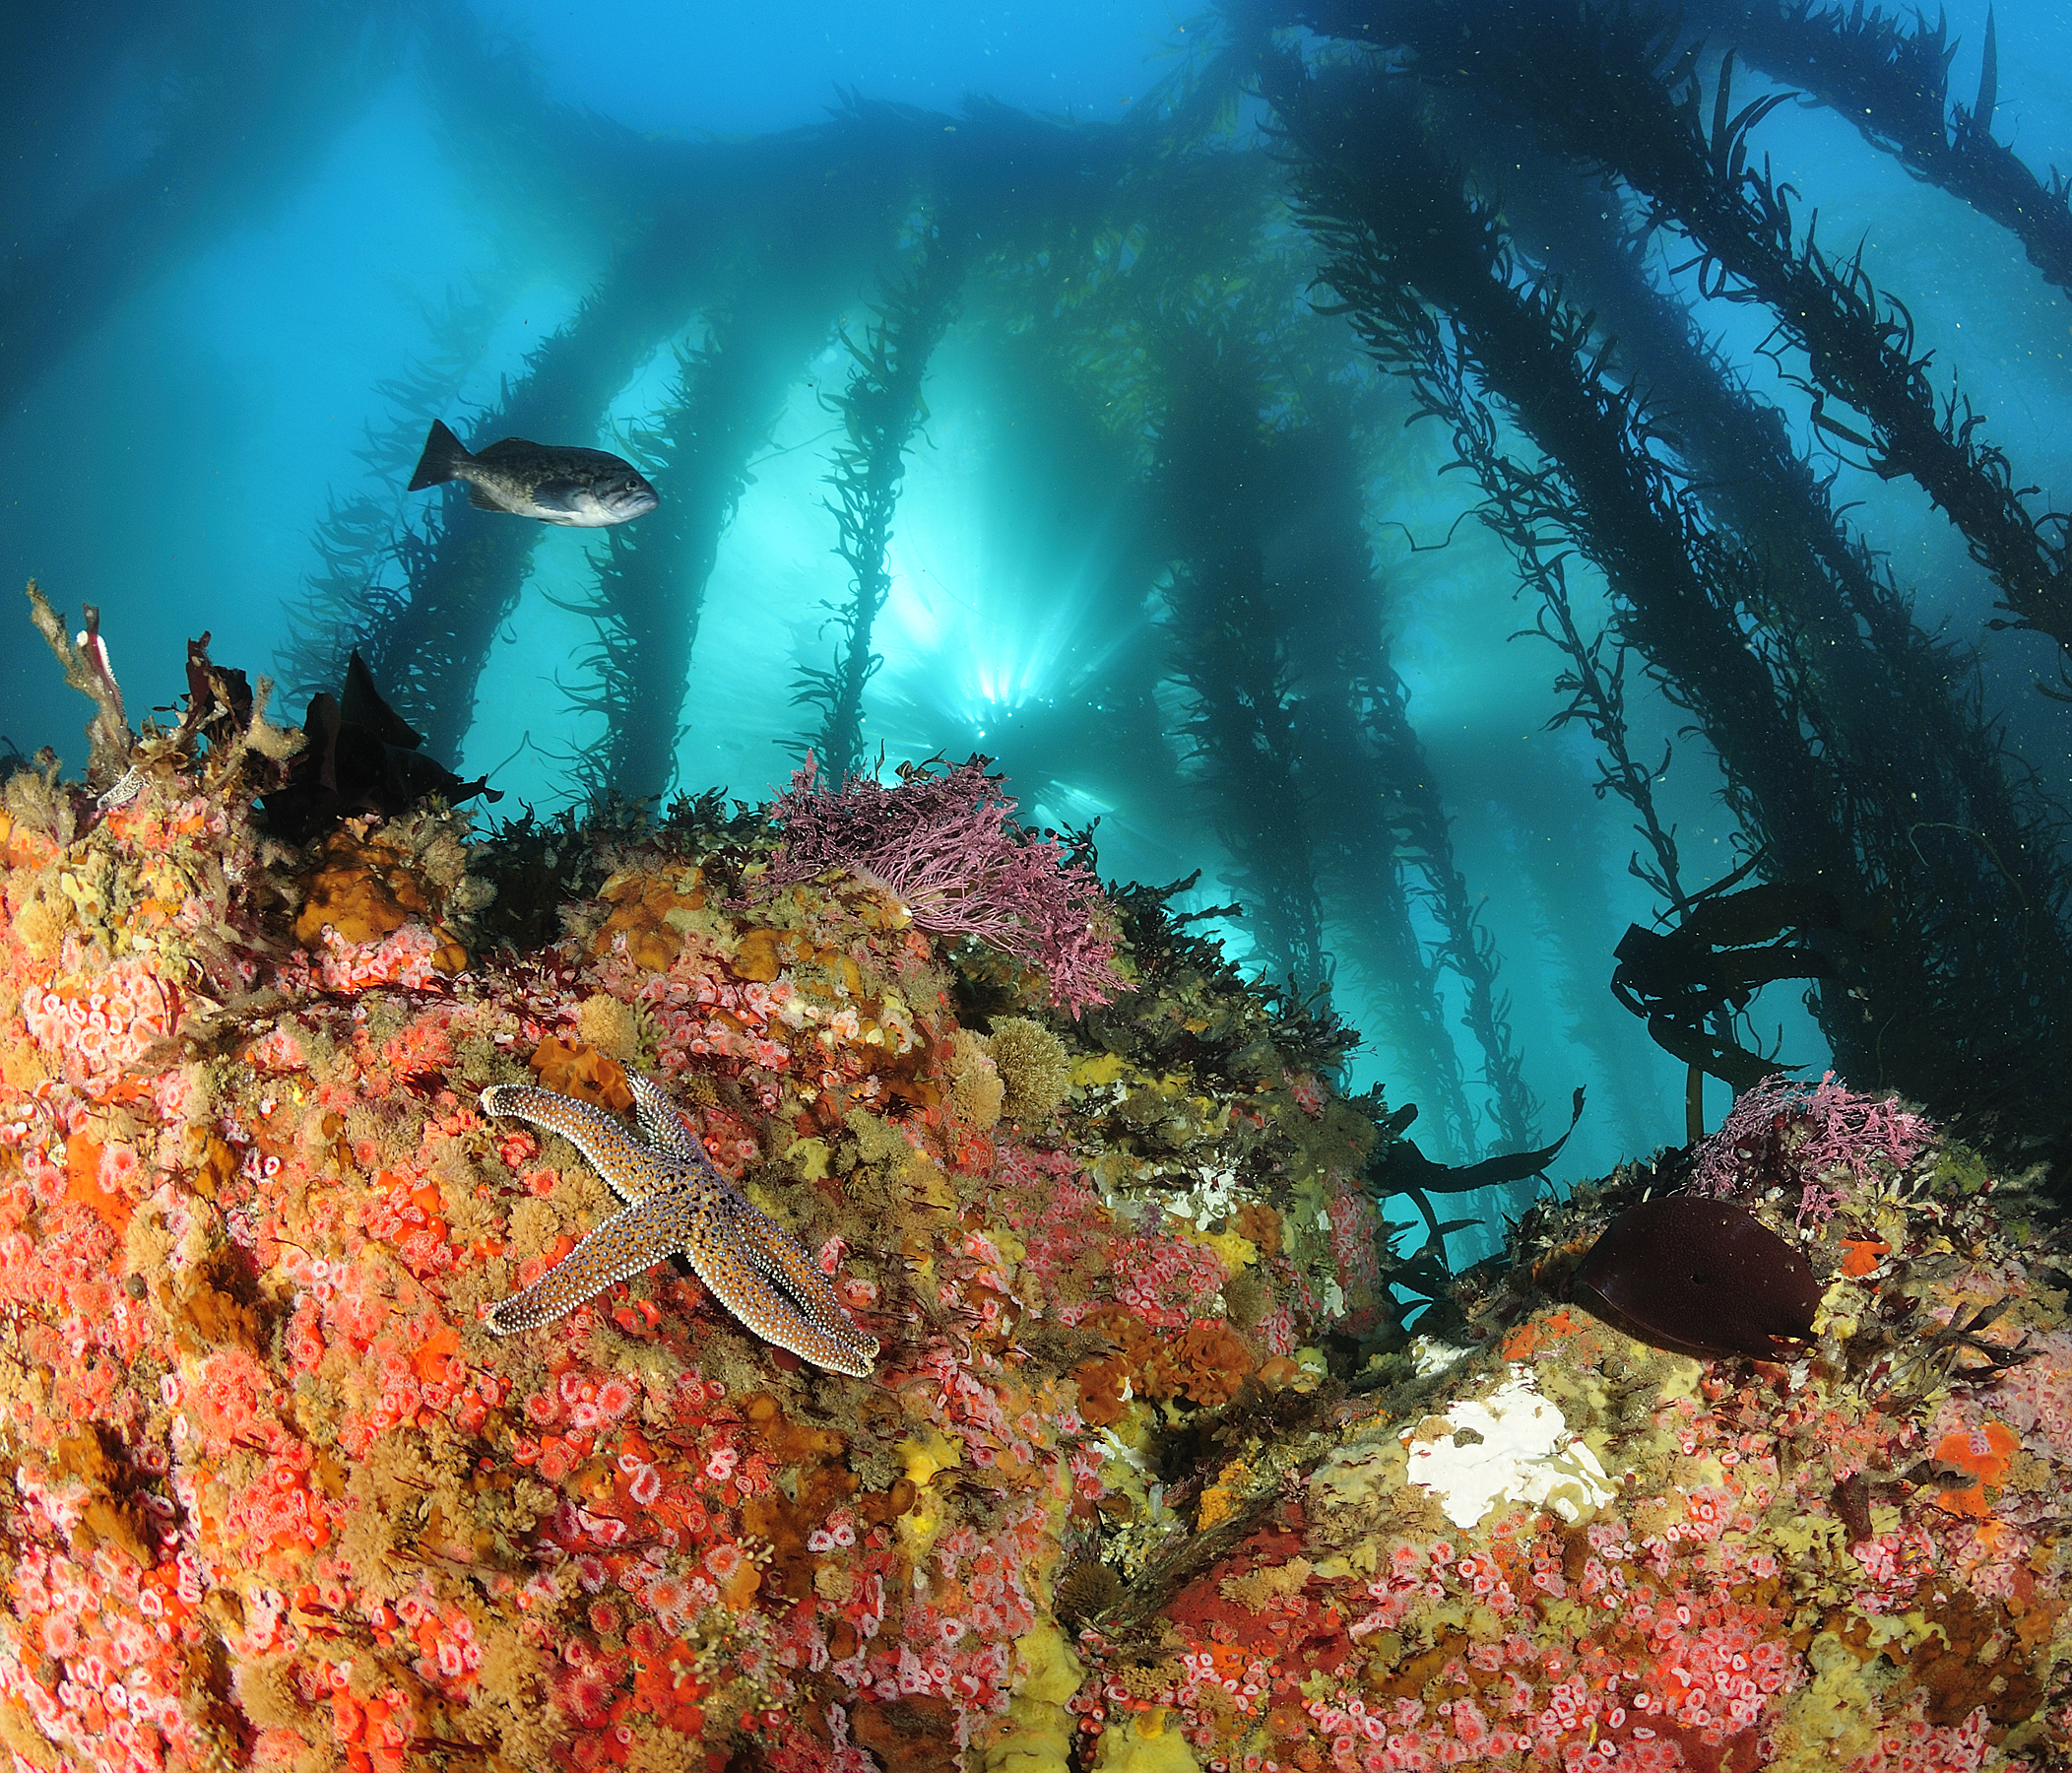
[[1610, 860, 1863, 1094], [354, 249, 717, 755], [1261, 50, 2072, 1165], [1484, 108, 2072, 1156], [1372, 1086, 1588, 1272], [1271, 398, 1483, 1157], [262, 652, 499, 844], [562, 275, 842, 804], [1685, 0, 2072, 301], [0, 0, 412, 422], [1150, 335, 1335, 1002], [1288, 0, 2072, 677], [224, 0, 2072, 1190], [1574, 1196, 1822, 1361], [794, 213, 971, 781]]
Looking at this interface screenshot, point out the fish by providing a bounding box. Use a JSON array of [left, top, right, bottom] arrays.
[[1572, 1196, 1823, 1362], [406, 418, 658, 527]]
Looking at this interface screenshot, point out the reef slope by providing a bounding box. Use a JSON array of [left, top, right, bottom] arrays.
[[0, 733, 2068, 1773]]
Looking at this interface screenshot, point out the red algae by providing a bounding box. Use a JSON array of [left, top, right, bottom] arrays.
[[2, 668, 2071, 1773], [0, 710, 1392, 1773]]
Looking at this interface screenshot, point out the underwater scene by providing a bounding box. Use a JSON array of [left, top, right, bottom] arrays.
[[10, 0, 2072, 1768]]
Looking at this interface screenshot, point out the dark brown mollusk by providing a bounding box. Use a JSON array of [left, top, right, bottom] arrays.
[[1573, 1196, 1824, 1362]]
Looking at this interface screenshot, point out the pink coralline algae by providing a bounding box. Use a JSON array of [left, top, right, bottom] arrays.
[[1689, 1071, 1936, 1228], [0, 696, 1391, 1773], [6, 621, 2072, 1773], [763, 754, 1122, 1015]]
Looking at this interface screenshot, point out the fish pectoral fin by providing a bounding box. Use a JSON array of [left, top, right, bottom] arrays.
[[527, 480, 584, 512], [472, 437, 543, 460], [484, 1184, 698, 1334], [467, 482, 515, 512]]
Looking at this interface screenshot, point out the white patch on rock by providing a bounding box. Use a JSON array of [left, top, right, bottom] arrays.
[[1403, 1365, 1615, 1529], [1409, 1337, 1468, 1377]]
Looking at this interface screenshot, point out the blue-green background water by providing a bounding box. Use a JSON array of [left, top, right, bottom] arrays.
[[8, 2, 2072, 1250]]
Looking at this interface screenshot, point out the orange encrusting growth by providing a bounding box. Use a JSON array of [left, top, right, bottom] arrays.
[[1932, 1420, 2020, 1517]]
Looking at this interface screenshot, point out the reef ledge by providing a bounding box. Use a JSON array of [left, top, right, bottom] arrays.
[[1, 654, 2069, 1773]]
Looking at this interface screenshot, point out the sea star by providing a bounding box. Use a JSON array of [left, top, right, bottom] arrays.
[[481, 1074, 877, 1376]]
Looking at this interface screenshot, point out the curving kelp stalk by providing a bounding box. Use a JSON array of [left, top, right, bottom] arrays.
[[1495, 114, 2072, 1141], [0, 0, 413, 418], [1263, 59, 1845, 872], [1289, 0, 2072, 679], [794, 216, 971, 781], [558, 268, 845, 803], [1273, 408, 1501, 1156], [1305, 657, 1484, 1160], [1357, 662, 1540, 1154], [282, 289, 499, 703], [1489, 776, 1672, 1163], [1685, 0, 2072, 300], [1264, 55, 2072, 1158], [1473, 108, 1918, 752], [1150, 340, 1334, 999]]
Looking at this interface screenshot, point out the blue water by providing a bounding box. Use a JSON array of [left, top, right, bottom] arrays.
[[8, 2, 2072, 1243]]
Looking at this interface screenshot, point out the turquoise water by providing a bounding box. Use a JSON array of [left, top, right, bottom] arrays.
[[8, 2, 2072, 1230]]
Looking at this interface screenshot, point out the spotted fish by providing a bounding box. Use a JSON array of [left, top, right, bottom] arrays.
[[408, 419, 658, 527]]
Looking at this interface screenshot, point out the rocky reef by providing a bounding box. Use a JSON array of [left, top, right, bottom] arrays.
[[1, 632, 2070, 1773]]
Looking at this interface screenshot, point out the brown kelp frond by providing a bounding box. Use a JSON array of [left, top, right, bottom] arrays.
[[796, 211, 973, 780], [1288, 0, 2072, 674], [1688, 0, 2072, 299]]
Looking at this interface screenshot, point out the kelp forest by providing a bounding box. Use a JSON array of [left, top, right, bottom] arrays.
[[22, 8, 2072, 1769], [14, 0, 2072, 1209]]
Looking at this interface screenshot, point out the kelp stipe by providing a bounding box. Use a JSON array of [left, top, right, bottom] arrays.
[[793, 212, 972, 780]]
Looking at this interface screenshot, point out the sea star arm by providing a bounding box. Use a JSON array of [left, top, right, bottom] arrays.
[[625, 1075, 876, 1370], [484, 1082, 681, 1205], [485, 1181, 713, 1334], [627, 1074, 712, 1167], [482, 1081, 877, 1375], [683, 1195, 879, 1377]]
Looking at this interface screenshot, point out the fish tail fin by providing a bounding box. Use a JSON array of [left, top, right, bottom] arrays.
[[407, 419, 471, 491]]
